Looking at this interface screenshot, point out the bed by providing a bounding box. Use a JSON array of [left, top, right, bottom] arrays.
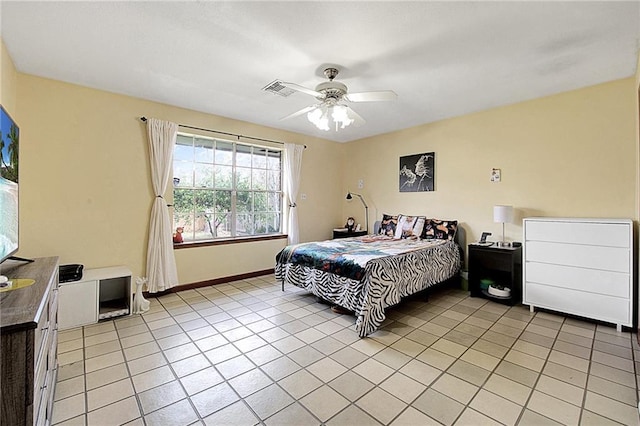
[[275, 225, 462, 337]]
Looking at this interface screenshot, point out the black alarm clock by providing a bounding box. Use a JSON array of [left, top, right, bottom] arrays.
[[346, 217, 355, 232]]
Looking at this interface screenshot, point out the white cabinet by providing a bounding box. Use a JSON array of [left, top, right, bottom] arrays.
[[523, 218, 633, 331], [58, 266, 132, 330], [59, 279, 98, 329]]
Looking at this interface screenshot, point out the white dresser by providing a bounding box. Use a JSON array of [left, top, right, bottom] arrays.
[[523, 217, 633, 331]]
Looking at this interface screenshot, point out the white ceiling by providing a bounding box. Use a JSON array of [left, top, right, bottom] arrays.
[[1, 1, 639, 143]]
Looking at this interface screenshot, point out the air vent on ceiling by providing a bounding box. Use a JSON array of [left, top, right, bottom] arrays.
[[262, 80, 295, 97]]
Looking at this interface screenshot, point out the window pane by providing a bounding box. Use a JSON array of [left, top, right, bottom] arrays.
[[216, 190, 232, 214], [215, 141, 233, 165], [193, 190, 216, 240], [173, 189, 194, 214], [194, 137, 214, 163], [173, 189, 194, 241], [267, 192, 281, 212], [253, 192, 267, 212], [252, 169, 267, 190], [173, 213, 193, 233], [267, 170, 280, 191], [236, 214, 253, 236], [236, 167, 251, 190], [194, 190, 216, 215], [255, 213, 279, 234], [215, 165, 233, 189], [173, 162, 193, 187], [194, 213, 216, 240], [271, 213, 282, 233], [236, 191, 252, 213], [174, 135, 194, 161], [236, 144, 252, 167], [174, 212, 195, 241], [254, 213, 266, 234], [252, 148, 267, 169], [267, 150, 281, 170], [194, 163, 214, 188], [214, 213, 231, 238]]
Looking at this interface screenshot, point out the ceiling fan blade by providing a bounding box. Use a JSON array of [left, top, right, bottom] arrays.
[[344, 105, 366, 127], [279, 81, 323, 98], [345, 90, 397, 103], [280, 105, 318, 121]]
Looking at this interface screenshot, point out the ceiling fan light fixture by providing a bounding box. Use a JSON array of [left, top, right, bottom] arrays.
[[307, 104, 354, 131], [307, 106, 330, 131], [331, 105, 354, 129], [281, 65, 393, 131]]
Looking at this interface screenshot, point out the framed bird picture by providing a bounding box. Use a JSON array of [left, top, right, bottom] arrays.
[[399, 152, 435, 192]]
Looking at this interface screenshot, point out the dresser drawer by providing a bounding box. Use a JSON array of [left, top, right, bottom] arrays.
[[48, 287, 58, 371], [525, 220, 630, 248], [48, 328, 58, 377], [49, 287, 58, 327], [33, 303, 50, 370], [525, 241, 630, 273], [32, 338, 50, 424], [524, 282, 631, 326], [525, 261, 630, 298], [34, 369, 51, 426]]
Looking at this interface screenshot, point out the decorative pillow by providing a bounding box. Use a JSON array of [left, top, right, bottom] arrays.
[[378, 214, 399, 237], [394, 215, 426, 239], [422, 219, 458, 241]]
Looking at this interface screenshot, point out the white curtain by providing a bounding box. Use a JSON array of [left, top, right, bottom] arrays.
[[145, 118, 179, 293], [283, 143, 304, 244]]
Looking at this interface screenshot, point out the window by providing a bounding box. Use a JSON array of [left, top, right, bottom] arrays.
[[172, 133, 283, 242]]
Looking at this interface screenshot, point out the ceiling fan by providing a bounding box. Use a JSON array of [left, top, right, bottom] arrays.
[[264, 67, 397, 131]]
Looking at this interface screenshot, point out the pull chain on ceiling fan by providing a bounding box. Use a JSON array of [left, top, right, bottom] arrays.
[[263, 67, 397, 131]]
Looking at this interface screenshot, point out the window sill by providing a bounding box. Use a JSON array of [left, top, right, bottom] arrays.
[[173, 234, 288, 249]]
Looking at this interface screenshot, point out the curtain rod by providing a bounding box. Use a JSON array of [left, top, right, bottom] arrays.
[[140, 117, 306, 148]]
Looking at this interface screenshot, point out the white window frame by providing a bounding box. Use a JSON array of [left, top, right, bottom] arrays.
[[172, 132, 284, 242]]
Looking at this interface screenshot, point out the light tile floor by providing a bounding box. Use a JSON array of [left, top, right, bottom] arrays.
[[53, 275, 640, 425]]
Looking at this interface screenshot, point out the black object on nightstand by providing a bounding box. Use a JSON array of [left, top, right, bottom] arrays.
[[468, 243, 522, 305], [333, 230, 367, 239]]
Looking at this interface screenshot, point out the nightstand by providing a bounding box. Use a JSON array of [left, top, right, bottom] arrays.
[[468, 243, 522, 305], [333, 230, 367, 239]]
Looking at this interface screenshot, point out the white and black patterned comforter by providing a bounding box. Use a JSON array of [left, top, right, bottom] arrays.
[[275, 236, 462, 337]]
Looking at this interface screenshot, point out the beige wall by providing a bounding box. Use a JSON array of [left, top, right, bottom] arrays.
[[344, 78, 638, 250], [11, 70, 344, 284], [1, 38, 18, 114]]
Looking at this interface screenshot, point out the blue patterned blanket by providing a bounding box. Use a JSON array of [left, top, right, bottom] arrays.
[[276, 236, 446, 280]]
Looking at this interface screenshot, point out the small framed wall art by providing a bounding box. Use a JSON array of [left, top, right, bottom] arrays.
[[399, 152, 435, 192]]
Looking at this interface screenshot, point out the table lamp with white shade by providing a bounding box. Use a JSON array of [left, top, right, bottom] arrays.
[[493, 205, 514, 247]]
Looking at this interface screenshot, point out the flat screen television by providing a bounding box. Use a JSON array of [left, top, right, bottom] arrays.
[[0, 105, 19, 267]]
